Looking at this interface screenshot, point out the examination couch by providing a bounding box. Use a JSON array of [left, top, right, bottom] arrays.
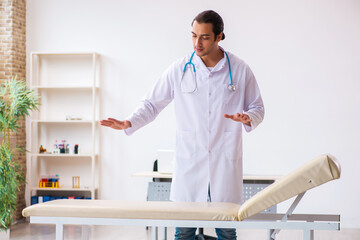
[[23, 154, 341, 240]]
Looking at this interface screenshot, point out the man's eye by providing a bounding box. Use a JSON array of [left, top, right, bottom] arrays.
[[202, 37, 210, 40]]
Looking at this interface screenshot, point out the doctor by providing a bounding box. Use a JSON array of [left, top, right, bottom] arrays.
[[101, 10, 264, 240]]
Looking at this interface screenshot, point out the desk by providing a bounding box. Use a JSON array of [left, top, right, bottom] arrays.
[[133, 172, 279, 181], [133, 172, 280, 212]]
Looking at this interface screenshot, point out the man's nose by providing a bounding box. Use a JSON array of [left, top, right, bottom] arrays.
[[195, 38, 202, 46]]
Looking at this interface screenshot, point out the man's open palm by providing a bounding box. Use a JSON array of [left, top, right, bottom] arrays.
[[224, 113, 251, 126], [100, 118, 131, 130]]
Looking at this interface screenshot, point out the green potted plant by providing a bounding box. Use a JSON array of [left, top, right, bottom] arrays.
[[0, 76, 39, 236]]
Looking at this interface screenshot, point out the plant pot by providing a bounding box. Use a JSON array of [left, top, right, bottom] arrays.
[[0, 229, 10, 240]]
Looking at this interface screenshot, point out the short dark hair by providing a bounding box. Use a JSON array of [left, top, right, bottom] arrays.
[[192, 10, 225, 40]]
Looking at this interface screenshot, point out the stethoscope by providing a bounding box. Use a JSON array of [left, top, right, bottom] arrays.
[[181, 50, 235, 93]]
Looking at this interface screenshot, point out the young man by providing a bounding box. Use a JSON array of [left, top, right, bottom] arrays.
[[101, 10, 264, 240]]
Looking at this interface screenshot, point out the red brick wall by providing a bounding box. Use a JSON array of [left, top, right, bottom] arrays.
[[0, 0, 27, 221]]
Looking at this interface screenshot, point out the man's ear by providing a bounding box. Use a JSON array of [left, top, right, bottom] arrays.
[[216, 32, 223, 42]]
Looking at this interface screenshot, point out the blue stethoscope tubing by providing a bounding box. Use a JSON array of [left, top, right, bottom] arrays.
[[182, 51, 235, 92]]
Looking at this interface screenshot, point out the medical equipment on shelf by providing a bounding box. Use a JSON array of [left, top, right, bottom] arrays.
[[74, 144, 79, 154], [39, 145, 47, 153], [72, 176, 80, 188], [23, 154, 341, 240], [181, 51, 235, 93], [39, 174, 60, 188], [51, 140, 74, 154]]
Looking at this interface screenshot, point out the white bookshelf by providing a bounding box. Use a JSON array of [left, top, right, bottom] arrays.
[[28, 52, 100, 203]]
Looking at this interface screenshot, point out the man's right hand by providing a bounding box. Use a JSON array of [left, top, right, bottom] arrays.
[[100, 118, 132, 130]]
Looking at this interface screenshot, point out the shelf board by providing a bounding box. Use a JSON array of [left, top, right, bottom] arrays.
[[33, 187, 93, 192], [32, 154, 96, 158], [31, 52, 97, 56], [32, 86, 98, 90], [31, 120, 96, 124]]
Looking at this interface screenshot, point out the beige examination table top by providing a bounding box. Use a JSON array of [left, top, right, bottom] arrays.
[[23, 154, 340, 221]]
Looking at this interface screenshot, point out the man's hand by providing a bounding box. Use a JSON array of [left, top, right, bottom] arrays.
[[100, 118, 132, 130], [224, 113, 252, 126]]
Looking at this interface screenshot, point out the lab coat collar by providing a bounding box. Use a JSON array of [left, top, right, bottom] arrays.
[[193, 46, 227, 73]]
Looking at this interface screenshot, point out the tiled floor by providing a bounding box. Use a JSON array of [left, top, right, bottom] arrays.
[[7, 221, 360, 240]]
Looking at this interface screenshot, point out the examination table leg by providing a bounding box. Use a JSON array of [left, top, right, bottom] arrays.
[[81, 225, 90, 240], [56, 223, 63, 240]]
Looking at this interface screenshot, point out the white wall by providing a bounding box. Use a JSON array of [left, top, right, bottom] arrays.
[[26, 0, 360, 228]]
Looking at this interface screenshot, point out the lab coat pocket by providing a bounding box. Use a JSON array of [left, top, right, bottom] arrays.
[[224, 131, 242, 162], [176, 130, 196, 159]]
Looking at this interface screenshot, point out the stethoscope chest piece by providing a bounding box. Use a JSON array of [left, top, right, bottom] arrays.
[[228, 84, 236, 91]]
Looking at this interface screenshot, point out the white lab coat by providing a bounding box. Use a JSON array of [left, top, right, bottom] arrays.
[[125, 47, 264, 204]]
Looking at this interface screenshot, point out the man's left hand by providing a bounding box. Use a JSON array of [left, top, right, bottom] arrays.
[[224, 113, 252, 126]]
